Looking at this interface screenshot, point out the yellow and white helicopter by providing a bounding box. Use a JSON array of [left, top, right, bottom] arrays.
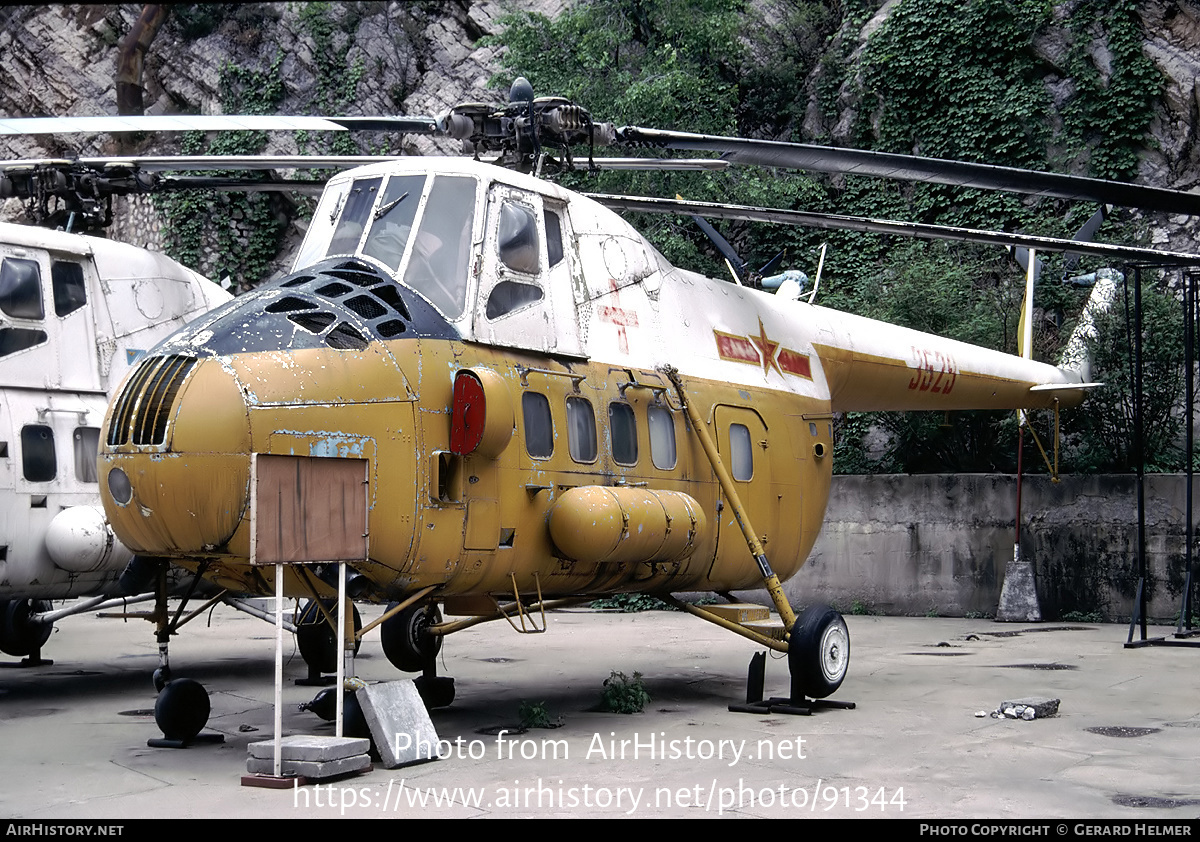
[[5, 81, 1199, 732]]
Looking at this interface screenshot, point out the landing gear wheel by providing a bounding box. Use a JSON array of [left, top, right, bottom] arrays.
[[295, 600, 362, 675], [154, 678, 210, 742], [0, 599, 52, 657], [380, 602, 443, 673], [152, 665, 172, 692], [789, 604, 849, 699]]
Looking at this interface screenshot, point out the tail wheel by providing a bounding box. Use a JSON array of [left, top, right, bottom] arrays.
[[295, 600, 362, 675], [380, 601, 443, 672], [0, 599, 53, 657], [789, 604, 849, 699]]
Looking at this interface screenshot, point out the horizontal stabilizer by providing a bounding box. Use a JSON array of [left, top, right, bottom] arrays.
[[1029, 382, 1102, 392]]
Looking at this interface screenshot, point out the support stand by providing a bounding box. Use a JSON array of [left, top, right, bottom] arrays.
[[0, 649, 52, 668], [728, 651, 856, 716], [1123, 267, 1200, 649]]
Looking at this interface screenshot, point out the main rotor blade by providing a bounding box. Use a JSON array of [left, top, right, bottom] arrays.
[[0, 154, 729, 174], [0, 155, 405, 171], [0, 114, 439, 136], [591, 194, 1200, 268], [615, 127, 1200, 216]]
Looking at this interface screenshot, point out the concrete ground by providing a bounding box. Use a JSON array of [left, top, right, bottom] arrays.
[[1, 602, 1199, 819]]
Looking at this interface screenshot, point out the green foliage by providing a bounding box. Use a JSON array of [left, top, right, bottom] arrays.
[[861, 0, 1053, 170], [590, 593, 677, 612], [1061, 279, 1185, 472], [1061, 609, 1105, 623], [600, 671, 651, 713], [519, 700, 556, 728], [156, 53, 288, 289], [1061, 1, 1161, 180], [298, 2, 367, 113]]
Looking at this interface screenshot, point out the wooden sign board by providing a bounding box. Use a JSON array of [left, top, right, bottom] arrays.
[[251, 454, 368, 565]]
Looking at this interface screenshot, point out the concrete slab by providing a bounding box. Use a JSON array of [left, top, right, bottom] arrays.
[[247, 735, 370, 761], [245, 753, 371, 779], [356, 680, 439, 769], [2, 603, 1199, 818]]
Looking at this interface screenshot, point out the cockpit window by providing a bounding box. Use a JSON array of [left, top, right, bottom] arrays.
[[326, 177, 382, 257], [361, 174, 425, 271], [498, 203, 540, 274], [0, 258, 44, 320], [51, 261, 87, 317], [402, 175, 476, 319], [545, 209, 564, 268]]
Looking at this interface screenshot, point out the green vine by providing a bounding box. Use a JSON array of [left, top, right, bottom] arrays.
[[156, 50, 288, 289], [1061, 0, 1161, 180]]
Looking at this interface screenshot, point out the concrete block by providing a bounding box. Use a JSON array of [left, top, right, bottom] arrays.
[[356, 680, 439, 769], [246, 753, 371, 779], [247, 734, 370, 761]]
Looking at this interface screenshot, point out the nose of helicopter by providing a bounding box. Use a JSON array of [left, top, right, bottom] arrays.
[[100, 355, 252, 556]]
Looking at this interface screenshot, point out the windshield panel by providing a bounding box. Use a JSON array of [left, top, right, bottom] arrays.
[[402, 175, 476, 319], [326, 177, 382, 257], [361, 174, 426, 272]]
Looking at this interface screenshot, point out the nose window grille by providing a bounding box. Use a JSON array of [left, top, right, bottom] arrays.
[[107, 355, 197, 446]]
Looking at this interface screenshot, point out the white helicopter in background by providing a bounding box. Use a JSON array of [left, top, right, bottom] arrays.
[[0, 218, 229, 663]]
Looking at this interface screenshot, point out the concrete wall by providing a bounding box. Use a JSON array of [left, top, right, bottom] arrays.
[[776, 474, 1199, 622]]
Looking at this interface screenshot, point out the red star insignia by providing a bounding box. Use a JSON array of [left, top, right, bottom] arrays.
[[750, 319, 782, 377]]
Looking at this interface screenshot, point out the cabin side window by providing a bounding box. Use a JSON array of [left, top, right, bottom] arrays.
[[730, 423, 753, 481], [522, 391, 554, 458], [74, 427, 100, 483], [498, 202, 540, 274], [487, 200, 545, 320], [648, 405, 677, 470], [51, 261, 87, 317], [608, 402, 638, 465], [0, 258, 45, 320], [21, 424, 55, 482], [566, 396, 597, 463]]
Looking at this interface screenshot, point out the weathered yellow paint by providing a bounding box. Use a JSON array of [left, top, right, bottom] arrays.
[[99, 333, 831, 603], [547, 486, 705, 564]]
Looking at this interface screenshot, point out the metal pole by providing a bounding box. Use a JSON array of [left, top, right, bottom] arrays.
[[273, 563, 284, 778], [336, 563, 346, 739], [1135, 268, 1147, 639], [1180, 272, 1197, 635]]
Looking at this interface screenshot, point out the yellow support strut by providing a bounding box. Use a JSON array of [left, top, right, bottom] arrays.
[[662, 366, 797, 633]]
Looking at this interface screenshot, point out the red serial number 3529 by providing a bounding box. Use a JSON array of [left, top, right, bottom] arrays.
[[908, 347, 958, 394]]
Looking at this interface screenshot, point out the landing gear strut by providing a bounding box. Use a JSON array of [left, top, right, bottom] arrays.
[[295, 599, 363, 685], [381, 601, 453, 708], [141, 560, 222, 747]]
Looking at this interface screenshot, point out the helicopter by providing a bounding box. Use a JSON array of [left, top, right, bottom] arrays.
[[6, 80, 1200, 732], [0, 218, 230, 664]]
